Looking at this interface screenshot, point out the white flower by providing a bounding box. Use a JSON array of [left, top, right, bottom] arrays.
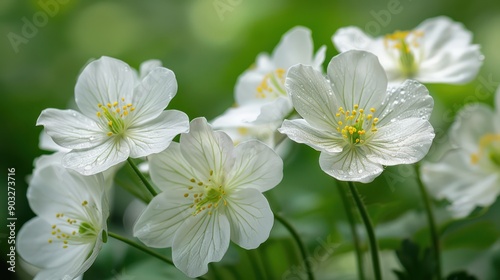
[[214, 26, 326, 130], [332, 16, 483, 85], [133, 117, 283, 278], [421, 88, 500, 218], [279, 50, 434, 183], [37, 56, 190, 175], [17, 153, 109, 280]]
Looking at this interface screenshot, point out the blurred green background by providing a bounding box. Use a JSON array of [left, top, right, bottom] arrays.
[[2, 0, 500, 279]]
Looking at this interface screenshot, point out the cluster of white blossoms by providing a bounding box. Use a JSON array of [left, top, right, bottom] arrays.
[[18, 14, 490, 279]]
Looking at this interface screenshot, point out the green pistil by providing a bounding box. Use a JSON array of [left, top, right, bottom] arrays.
[[398, 39, 417, 78]]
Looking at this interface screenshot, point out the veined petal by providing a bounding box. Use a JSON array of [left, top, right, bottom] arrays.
[[253, 96, 293, 124], [37, 109, 106, 150], [28, 159, 106, 223], [286, 64, 338, 130], [367, 118, 434, 166], [149, 142, 202, 193], [421, 151, 499, 218], [417, 46, 482, 84], [332, 26, 375, 52], [75, 56, 136, 120], [127, 110, 189, 158], [39, 130, 71, 153], [272, 26, 315, 68], [279, 119, 343, 153], [376, 80, 433, 126], [180, 118, 234, 183], [225, 188, 273, 249], [319, 147, 383, 183], [17, 217, 92, 270], [133, 191, 192, 248], [63, 137, 130, 175], [415, 16, 482, 84], [327, 50, 388, 110], [131, 67, 178, 124], [449, 104, 494, 152], [172, 213, 230, 278], [225, 140, 283, 193], [139, 59, 162, 80]]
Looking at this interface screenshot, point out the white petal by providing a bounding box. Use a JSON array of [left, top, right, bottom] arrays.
[[332, 26, 375, 52], [39, 130, 70, 152], [225, 140, 283, 193], [180, 118, 234, 181], [449, 104, 494, 153], [376, 80, 434, 125], [415, 16, 482, 84], [332, 27, 401, 82], [139, 59, 162, 79], [235, 71, 269, 106], [272, 26, 315, 68], [75, 56, 136, 119], [327, 50, 388, 110], [62, 137, 130, 175], [149, 142, 202, 193], [18, 218, 89, 268], [312, 45, 327, 69], [172, 213, 230, 278], [127, 110, 189, 158], [319, 148, 383, 183], [37, 109, 106, 150], [367, 118, 434, 166], [279, 119, 343, 153], [420, 151, 500, 218], [133, 192, 192, 248], [285, 64, 338, 130], [131, 67, 178, 124], [253, 96, 293, 124], [225, 188, 274, 249], [211, 104, 263, 127], [28, 160, 106, 223]]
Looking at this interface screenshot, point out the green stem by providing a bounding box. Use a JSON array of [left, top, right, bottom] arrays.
[[108, 232, 208, 280], [347, 181, 382, 280], [338, 183, 365, 280], [414, 164, 442, 280], [274, 211, 315, 280], [127, 158, 158, 197]]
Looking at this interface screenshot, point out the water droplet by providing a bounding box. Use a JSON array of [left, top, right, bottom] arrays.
[[89, 136, 95, 142], [84, 165, 92, 171], [358, 169, 363, 174], [123, 66, 130, 72]]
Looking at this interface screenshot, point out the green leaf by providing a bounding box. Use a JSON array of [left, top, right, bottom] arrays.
[[392, 239, 435, 280], [445, 271, 478, 280], [442, 221, 498, 250]]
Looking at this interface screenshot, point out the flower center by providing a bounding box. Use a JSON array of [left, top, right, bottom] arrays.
[[96, 97, 135, 137], [384, 30, 423, 78], [336, 105, 378, 145], [184, 170, 227, 216], [255, 68, 286, 99], [47, 200, 104, 249], [470, 134, 500, 168]]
